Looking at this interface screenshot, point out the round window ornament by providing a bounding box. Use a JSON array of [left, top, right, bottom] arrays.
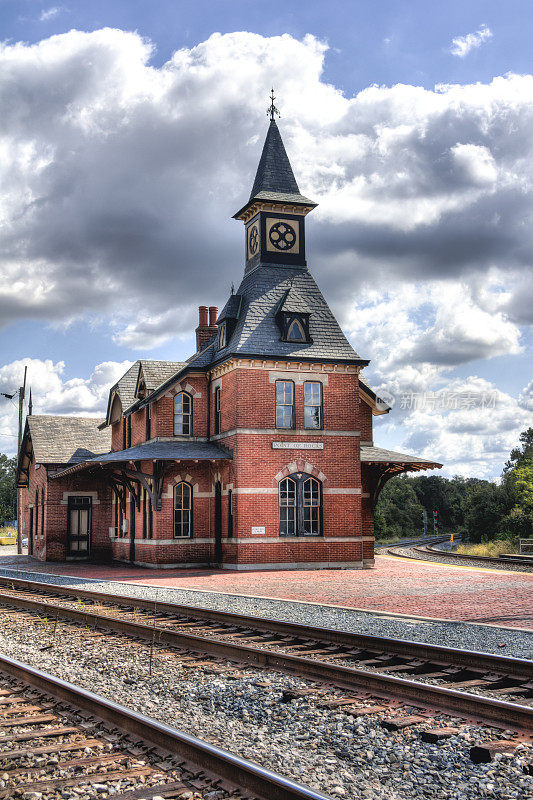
[[269, 221, 296, 251], [248, 225, 259, 255]]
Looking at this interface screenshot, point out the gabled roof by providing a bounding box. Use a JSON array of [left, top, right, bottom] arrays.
[[215, 266, 367, 364], [17, 415, 111, 486], [106, 360, 140, 419], [27, 416, 111, 463], [136, 360, 185, 395]]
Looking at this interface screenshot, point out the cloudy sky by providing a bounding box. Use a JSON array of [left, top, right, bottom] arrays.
[[0, 0, 531, 478]]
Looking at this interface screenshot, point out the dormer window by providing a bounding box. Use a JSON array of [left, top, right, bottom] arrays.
[[287, 318, 305, 342], [218, 323, 226, 349], [278, 312, 311, 344]]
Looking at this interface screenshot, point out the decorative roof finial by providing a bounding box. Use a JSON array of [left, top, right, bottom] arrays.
[[28, 388, 33, 416], [267, 88, 280, 121]]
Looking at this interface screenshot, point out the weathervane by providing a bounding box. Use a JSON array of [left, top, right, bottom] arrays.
[[267, 88, 280, 121]]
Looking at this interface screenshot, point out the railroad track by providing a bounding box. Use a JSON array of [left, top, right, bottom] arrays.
[[0, 652, 330, 800], [387, 541, 533, 567], [0, 575, 530, 735]]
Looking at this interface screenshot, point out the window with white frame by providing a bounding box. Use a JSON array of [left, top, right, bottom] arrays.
[[304, 381, 323, 429], [173, 482, 192, 538], [174, 392, 192, 436], [275, 380, 295, 429]]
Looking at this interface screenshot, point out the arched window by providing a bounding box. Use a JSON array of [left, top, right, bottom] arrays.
[[174, 392, 192, 436], [279, 474, 322, 537], [302, 477, 321, 535], [279, 477, 297, 536], [287, 318, 306, 342], [174, 482, 192, 538]]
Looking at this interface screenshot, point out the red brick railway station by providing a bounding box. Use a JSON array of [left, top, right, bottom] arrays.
[[16, 112, 441, 570], [3, 553, 532, 630]]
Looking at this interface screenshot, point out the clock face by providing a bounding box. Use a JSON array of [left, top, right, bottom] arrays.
[[248, 224, 259, 258], [265, 217, 299, 254]]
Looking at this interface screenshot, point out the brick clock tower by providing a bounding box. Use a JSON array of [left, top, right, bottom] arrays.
[[18, 93, 440, 568], [211, 94, 376, 569]]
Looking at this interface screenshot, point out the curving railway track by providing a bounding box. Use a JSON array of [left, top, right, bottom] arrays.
[[0, 575, 530, 736], [384, 538, 533, 569]]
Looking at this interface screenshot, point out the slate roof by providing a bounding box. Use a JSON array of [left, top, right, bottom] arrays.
[[140, 360, 185, 391], [185, 339, 217, 370], [233, 120, 316, 214], [277, 285, 311, 314], [218, 294, 242, 323], [26, 416, 111, 465], [215, 267, 366, 364], [113, 361, 141, 412], [51, 440, 232, 480], [360, 445, 442, 467]]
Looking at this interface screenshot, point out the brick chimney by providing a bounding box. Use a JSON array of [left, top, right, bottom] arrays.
[[195, 305, 218, 351]]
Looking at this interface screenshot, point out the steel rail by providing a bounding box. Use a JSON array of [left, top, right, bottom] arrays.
[[0, 574, 529, 679], [0, 588, 531, 734], [0, 653, 332, 800], [387, 544, 533, 567]]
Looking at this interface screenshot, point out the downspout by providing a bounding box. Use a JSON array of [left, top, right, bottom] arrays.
[[207, 370, 212, 563], [206, 370, 212, 442]]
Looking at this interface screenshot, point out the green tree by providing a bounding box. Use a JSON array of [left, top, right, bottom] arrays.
[[0, 454, 16, 526], [374, 476, 425, 540], [503, 427, 533, 473], [462, 481, 512, 543]]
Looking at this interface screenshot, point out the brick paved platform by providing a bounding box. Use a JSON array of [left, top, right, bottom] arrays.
[[1, 552, 531, 629]]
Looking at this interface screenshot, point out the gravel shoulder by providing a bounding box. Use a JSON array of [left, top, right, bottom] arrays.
[[0, 609, 531, 800], [0, 565, 531, 661]]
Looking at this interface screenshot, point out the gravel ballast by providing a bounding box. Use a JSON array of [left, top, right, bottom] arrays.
[[0, 610, 531, 800], [386, 544, 533, 574], [0, 565, 531, 660]]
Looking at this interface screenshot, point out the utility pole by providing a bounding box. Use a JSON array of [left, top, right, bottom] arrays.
[[16, 367, 27, 555]]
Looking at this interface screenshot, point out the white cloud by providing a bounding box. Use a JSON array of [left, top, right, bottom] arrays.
[[0, 28, 531, 479], [39, 7, 61, 22], [0, 29, 532, 347], [0, 358, 132, 456], [377, 377, 529, 479], [450, 24, 493, 58], [518, 380, 533, 412]]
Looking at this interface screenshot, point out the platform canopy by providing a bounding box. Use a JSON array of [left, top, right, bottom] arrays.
[[49, 440, 232, 512], [360, 445, 442, 507]]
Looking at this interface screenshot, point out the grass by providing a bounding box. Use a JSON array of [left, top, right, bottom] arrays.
[[456, 540, 519, 557], [0, 525, 17, 543]]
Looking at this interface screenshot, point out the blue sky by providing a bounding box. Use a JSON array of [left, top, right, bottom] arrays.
[[0, 1, 531, 476]]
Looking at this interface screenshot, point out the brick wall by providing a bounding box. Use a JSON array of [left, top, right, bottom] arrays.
[[25, 361, 375, 569], [359, 399, 373, 442], [21, 455, 112, 562]]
